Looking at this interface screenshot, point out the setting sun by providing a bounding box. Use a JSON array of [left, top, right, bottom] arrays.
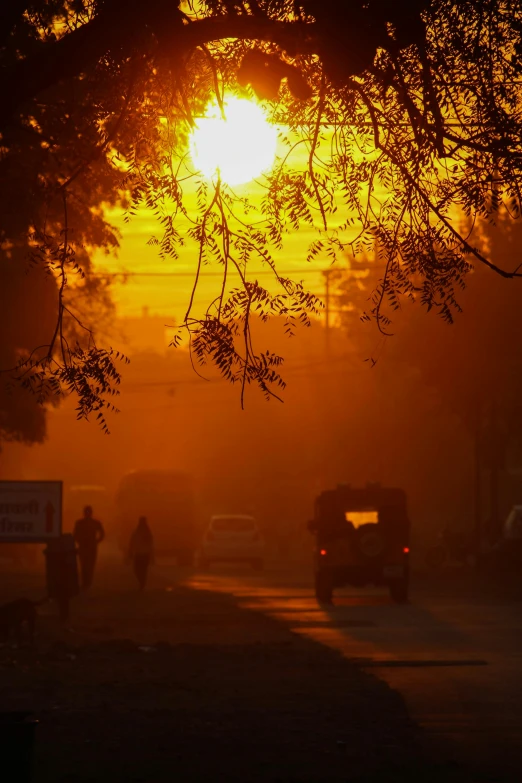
[[189, 96, 277, 186]]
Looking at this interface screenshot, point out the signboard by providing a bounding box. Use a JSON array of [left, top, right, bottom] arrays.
[[0, 481, 62, 542]]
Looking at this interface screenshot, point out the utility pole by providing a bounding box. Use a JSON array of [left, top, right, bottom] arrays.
[[322, 269, 332, 356], [488, 397, 501, 545], [473, 398, 482, 556], [482, 395, 505, 546]]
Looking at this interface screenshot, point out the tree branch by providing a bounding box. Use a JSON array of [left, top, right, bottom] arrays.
[[0, 0, 29, 47], [0, 10, 316, 130]]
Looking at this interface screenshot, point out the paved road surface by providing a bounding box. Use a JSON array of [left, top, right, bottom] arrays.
[[185, 564, 522, 782], [0, 561, 459, 782]]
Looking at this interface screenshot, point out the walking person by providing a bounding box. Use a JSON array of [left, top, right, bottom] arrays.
[[129, 516, 154, 590], [73, 505, 105, 590]]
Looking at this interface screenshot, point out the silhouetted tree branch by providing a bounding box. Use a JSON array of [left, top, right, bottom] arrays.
[[3, 0, 522, 434]]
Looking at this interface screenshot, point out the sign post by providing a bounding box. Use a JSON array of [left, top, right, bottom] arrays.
[[0, 481, 62, 542]]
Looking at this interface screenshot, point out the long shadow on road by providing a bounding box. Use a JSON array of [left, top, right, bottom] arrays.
[[186, 568, 522, 783], [0, 564, 504, 782]]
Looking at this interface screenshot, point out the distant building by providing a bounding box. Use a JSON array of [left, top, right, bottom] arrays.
[[117, 307, 176, 355]]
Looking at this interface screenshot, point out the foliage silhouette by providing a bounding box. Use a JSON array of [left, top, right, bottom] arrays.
[[2, 0, 522, 427]]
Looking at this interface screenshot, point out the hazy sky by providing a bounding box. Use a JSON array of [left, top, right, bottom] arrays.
[[92, 209, 335, 318], [91, 115, 364, 320]]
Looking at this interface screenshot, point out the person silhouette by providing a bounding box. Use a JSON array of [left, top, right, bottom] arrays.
[[73, 505, 105, 589], [128, 516, 154, 590]]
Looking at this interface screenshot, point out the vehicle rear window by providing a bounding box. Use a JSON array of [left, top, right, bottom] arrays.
[[212, 518, 255, 532], [344, 510, 378, 528]]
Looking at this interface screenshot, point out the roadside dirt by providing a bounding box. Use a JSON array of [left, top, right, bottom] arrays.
[[0, 561, 471, 782]]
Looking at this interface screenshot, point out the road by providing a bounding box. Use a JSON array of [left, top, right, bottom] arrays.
[[184, 564, 522, 782], [0, 559, 453, 782], [1, 557, 521, 781]]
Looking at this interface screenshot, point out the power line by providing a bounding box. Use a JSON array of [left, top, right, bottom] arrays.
[[91, 266, 382, 279], [122, 351, 360, 390]]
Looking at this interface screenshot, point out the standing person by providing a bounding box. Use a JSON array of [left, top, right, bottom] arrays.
[[73, 505, 105, 590], [129, 516, 154, 590]]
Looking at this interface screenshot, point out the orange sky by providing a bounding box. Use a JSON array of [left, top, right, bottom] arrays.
[[92, 111, 363, 321], [92, 209, 337, 319]]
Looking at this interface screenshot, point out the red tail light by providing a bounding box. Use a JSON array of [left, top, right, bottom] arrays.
[[320, 549, 327, 556], [207, 531, 215, 542], [252, 531, 260, 541], [403, 546, 410, 554]]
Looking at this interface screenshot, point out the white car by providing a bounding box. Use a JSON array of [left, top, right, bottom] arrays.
[[199, 514, 264, 570], [504, 506, 522, 540]]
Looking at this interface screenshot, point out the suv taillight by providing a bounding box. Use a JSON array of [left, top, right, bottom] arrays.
[[206, 531, 215, 542], [252, 531, 260, 541]]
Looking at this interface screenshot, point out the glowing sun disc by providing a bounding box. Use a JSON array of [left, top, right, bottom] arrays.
[[189, 97, 277, 186]]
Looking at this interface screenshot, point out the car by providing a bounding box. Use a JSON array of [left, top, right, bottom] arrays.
[[198, 514, 264, 570], [308, 484, 410, 604], [481, 506, 522, 574], [503, 506, 522, 541]]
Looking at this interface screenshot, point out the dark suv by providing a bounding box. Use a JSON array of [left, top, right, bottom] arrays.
[[308, 484, 410, 604]]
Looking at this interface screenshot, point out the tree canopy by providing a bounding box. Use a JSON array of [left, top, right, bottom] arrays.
[[2, 0, 522, 435]]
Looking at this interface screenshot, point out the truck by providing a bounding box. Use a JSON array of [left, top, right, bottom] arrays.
[[308, 483, 410, 604], [115, 470, 198, 565]]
